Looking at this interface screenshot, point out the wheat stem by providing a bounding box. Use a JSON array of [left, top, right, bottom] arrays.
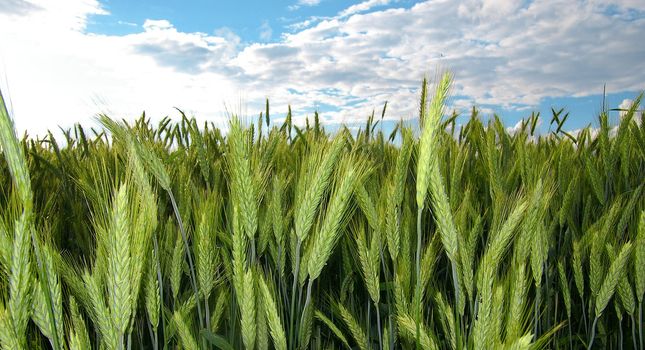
[[631, 315, 637, 350], [146, 315, 158, 350], [375, 300, 383, 350], [32, 237, 63, 350], [568, 315, 573, 350], [300, 278, 314, 347], [415, 208, 422, 350], [588, 316, 598, 350], [205, 297, 211, 331], [639, 302, 642, 350], [619, 318, 623, 350], [289, 239, 302, 349], [169, 192, 204, 330], [152, 234, 165, 343]]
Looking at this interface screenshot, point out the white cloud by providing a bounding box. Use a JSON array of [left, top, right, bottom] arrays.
[[618, 98, 640, 115], [143, 19, 173, 31], [0, 6, 240, 136], [0, 0, 42, 16], [289, 0, 322, 11], [4, 0, 108, 31], [298, 0, 322, 6], [506, 119, 525, 135], [117, 20, 137, 27], [619, 98, 633, 115], [339, 0, 391, 17], [594, 0, 645, 11], [618, 98, 643, 125], [259, 20, 273, 41], [0, 0, 644, 136]]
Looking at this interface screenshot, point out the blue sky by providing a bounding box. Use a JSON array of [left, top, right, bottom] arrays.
[[86, 0, 401, 39], [0, 0, 643, 136]]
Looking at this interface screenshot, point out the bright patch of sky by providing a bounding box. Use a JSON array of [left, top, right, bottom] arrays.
[[0, 0, 643, 137]]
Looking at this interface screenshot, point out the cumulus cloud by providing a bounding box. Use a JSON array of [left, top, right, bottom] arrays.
[[506, 119, 525, 135], [133, 20, 240, 74], [618, 98, 638, 116], [0, 0, 42, 16], [594, 0, 645, 11], [618, 98, 643, 125], [0, 0, 644, 136], [9, 0, 107, 31], [0, 5, 239, 135], [458, 0, 529, 20]]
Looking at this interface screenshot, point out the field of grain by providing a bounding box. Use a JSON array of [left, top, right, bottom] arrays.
[[0, 73, 643, 349]]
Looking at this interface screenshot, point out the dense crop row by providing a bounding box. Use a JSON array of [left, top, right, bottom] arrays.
[[0, 74, 643, 349]]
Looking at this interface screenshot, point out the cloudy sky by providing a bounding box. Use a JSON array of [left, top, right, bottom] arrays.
[[0, 0, 643, 136]]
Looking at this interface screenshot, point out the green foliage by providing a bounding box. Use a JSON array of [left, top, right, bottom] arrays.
[[0, 85, 643, 349]]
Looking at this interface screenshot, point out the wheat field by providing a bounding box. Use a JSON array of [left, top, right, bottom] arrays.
[[0, 73, 643, 349]]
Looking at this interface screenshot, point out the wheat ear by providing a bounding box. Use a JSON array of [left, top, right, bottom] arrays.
[[589, 241, 633, 350], [7, 213, 32, 349], [396, 312, 438, 350], [68, 296, 91, 350], [414, 72, 452, 349], [338, 303, 368, 350], [258, 274, 287, 350], [172, 311, 199, 350], [31, 247, 64, 349], [240, 269, 257, 350], [308, 155, 369, 281], [107, 184, 132, 341], [596, 242, 633, 316]]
